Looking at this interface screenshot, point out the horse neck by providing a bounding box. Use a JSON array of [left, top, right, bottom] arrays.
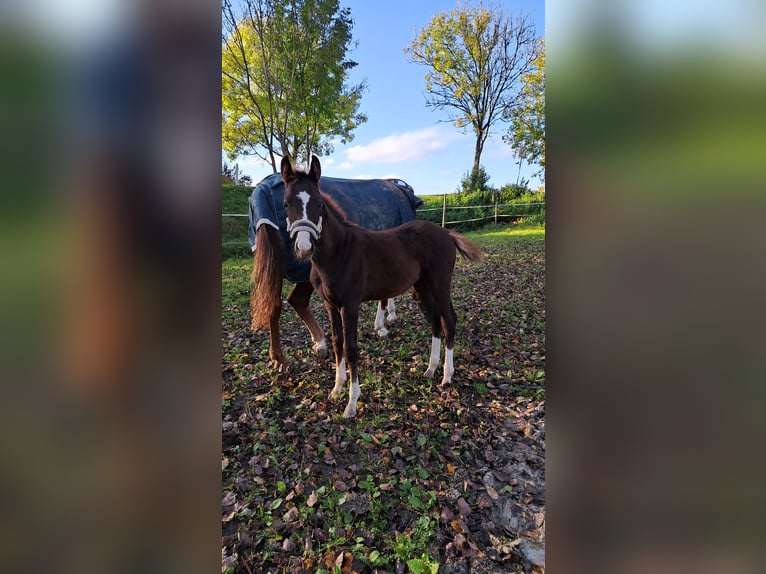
[[315, 193, 353, 261]]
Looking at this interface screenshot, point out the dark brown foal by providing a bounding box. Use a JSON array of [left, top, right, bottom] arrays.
[[281, 156, 483, 417]]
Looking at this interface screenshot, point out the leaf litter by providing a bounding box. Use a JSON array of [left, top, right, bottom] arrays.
[[222, 229, 545, 573]]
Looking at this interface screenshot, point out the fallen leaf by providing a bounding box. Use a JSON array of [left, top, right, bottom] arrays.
[[283, 507, 299, 523], [222, 491, 236, 508], [450, 518, 467, 534], [334, 479, 348, 492], [456, 497, 472, 516]]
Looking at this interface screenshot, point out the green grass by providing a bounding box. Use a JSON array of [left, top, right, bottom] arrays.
[[464, 220, 545, 243]]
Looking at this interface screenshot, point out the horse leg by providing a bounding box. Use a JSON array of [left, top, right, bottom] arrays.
[[438, 300, 459, 385], [414, 284, 443, 379], [374, 300, 390, 338], [268, 302, 285, 369], [327, 303, 347, 401], [287, 281, 327, 356], [386, 298, 397, 324], [341, 305, 361, 418]]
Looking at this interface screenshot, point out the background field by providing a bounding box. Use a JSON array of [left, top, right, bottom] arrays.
[[221, 183, 545, 258], [222, 223, 545, 573]]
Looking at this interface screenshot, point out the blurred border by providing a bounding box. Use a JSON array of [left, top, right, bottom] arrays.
[[547, 1, 766, 573], [1, 1, 221, 572]]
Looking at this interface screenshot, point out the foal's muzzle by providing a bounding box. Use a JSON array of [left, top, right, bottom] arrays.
[[287, 217, 323, 259]]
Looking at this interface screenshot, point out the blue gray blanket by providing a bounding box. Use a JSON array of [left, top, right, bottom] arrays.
[[249, 173, 423, 283]]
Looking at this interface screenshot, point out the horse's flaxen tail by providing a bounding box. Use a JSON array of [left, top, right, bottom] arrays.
[[449, 230, 484, 263], [250, 225, 285, 331]]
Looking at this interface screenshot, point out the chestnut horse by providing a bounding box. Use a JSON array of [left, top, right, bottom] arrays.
[[281, 156, 484, 418], [249, 172, 421, 368]]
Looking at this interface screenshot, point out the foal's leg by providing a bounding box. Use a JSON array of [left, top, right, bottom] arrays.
[[386, 298, 397, 324], [414, 285, 443, 380], [439, 300, 459, 385], [327, 304, 347, 400], [374, 300, 390, 338], [341, 305, 362, 418], [287, 282, 327, 356]]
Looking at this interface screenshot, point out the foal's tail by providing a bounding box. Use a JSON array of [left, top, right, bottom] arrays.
[[449, 230, 484, 262], [250, 225, 285, 331]]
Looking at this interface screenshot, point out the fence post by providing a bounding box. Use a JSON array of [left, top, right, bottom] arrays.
[[441, 194, 447, 227], [494, 192, 498, 225]]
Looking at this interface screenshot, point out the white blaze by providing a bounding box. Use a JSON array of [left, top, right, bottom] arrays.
[[294, 190, 314, 254], [297, 191, 311, 220]]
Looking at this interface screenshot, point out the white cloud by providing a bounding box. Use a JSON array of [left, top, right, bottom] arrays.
[[344, 126, 459, 167]]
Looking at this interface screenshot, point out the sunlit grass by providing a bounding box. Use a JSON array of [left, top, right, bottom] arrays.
[[465, 221, 545, 243]]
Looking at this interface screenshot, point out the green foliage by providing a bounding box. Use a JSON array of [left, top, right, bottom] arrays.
[[386, 515, 440, 572], [458, 165, 491, 195], [405, 4, 538, 173], [417, 187, 545, 232], [499, 181, 529, 201], [222, 0, 367, 170], [222, 183, 254, 258], [407, 556, 440, 574], [505, 38, 545, 176]]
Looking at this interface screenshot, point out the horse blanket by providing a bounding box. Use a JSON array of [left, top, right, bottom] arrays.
[[248, 173, 423, 283]]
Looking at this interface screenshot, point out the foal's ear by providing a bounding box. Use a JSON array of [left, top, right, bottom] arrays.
[[280, 156, 294, 183], [309, 155, 321, 182]]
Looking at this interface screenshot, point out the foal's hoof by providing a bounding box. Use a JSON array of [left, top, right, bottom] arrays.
[[313, 341, 328, 357], [423, 367, 436, 379], [376, 327, 390, 338], [269, 359, 288, 373], [386, 312, 398, 325], [342, 405, 357, 418]]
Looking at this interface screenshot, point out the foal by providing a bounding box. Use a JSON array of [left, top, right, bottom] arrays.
[[282, 156, 483, 418]]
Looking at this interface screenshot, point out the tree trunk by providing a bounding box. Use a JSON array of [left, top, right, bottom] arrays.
[[472, 134, 484, 175]]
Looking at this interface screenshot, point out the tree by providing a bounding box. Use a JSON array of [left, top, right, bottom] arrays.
[[405, 2, 538, 177], [222, 162, 252, 185], [222, 0, 367, 172], [458, 165, 491, 194], [504, 38, 545, 177]]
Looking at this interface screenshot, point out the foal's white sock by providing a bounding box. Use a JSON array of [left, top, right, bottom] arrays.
[[423, 336, 441, 379], [442, 346, 454, 385], [374, 302, 389, 337], [331, 357, 347, 399]]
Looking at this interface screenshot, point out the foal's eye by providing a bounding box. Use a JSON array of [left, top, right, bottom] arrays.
[[283, 201, 288, 209]]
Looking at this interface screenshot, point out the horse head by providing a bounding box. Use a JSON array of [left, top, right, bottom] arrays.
[[281, 155, 323, 260]]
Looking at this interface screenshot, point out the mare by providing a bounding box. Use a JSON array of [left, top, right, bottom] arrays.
[[281, 156, 483, 418], [249, 170, 422, 368]]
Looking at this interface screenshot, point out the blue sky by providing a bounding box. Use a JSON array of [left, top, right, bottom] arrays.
[[231, 0, 546, 195]]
